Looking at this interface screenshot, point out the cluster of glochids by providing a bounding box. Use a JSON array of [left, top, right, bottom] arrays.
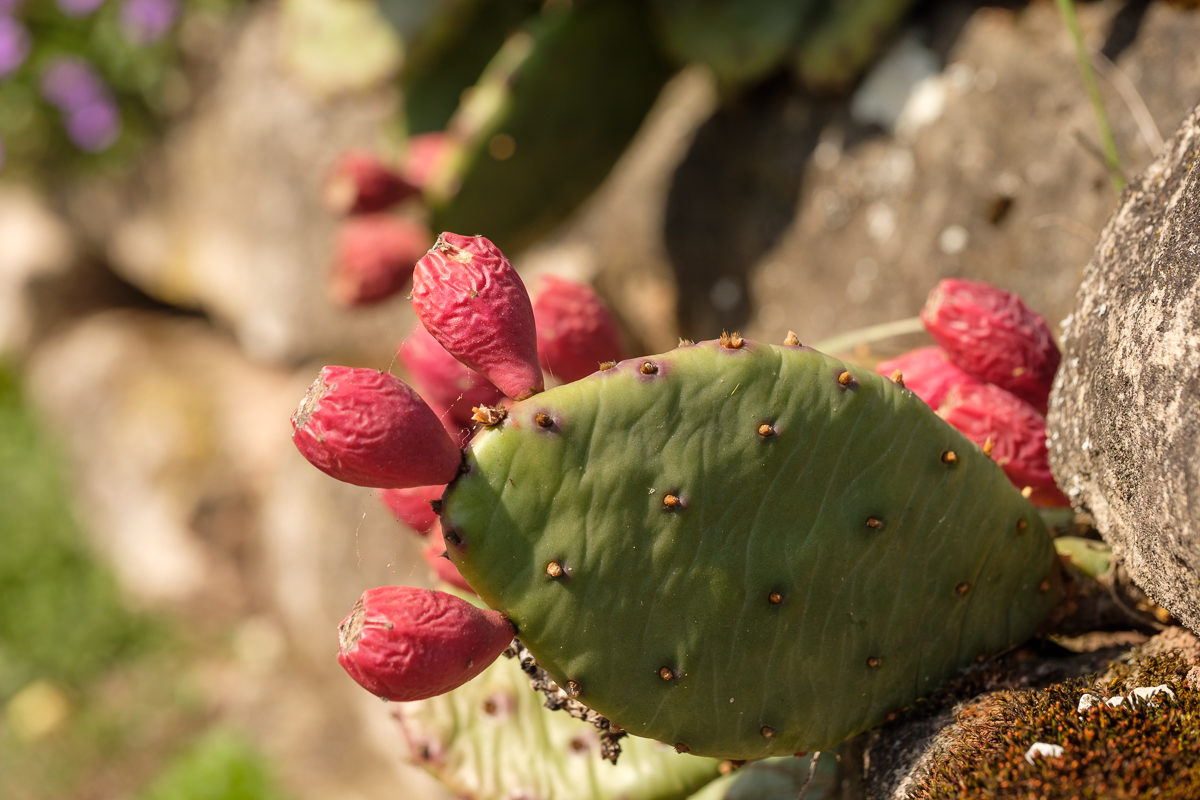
[[292, 232, 1065, 758]]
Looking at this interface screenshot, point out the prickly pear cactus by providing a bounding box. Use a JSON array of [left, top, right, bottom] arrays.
[[395, 625, 724, 800], [442, 336, 1061, 760]]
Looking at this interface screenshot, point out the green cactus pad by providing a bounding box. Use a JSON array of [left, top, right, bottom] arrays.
[[650, 0, 821, 89], [792, 0, 918, 91], [394, 619, 722, 800], [397, 0, 540, 135], [426, 0, 674, 254], [442, 338, 1060, 759]]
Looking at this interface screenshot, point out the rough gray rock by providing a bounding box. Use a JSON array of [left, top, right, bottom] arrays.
[[1048, 100, 1200, 635]]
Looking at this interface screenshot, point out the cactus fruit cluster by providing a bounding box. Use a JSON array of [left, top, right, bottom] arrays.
[[322, 150, 433, 308], [292, 232, 1068, 776], [875, 279, 1069, 507]]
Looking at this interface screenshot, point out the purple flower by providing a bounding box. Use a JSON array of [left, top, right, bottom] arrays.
[[119, 0, 178, 43], [40, 58, 106, 110], [0, 14, 30, 78], [40, 59, 122, 152], [56, 0, 105, 17], [65, 100, 120, 151]]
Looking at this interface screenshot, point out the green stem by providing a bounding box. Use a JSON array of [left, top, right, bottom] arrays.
[[1055, 0, 1125, 195], [813, 316, 926, 355]]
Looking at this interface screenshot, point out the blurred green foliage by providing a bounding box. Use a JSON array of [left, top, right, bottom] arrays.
[[0, 364, 288, 800], [133, 729, 296, 800], [0, 361, 158, 699]]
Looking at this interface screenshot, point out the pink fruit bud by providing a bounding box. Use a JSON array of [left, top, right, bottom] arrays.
[[380, 484, 444, 535], [421, 522, 474, 593], [398, 322, 503, 429], [324, 150, 419, 215], [937, 382, 1070, 508], [411, 233, 543, 400], [875, 346, 983, 408], [920, 279, 1060, 413], [292, 366, 461, 489], [337, 585, 511, 701], [330, 215, 432, 307], [532, 275, 624, 384]]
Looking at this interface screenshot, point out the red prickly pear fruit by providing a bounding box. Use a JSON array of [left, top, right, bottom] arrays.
[[421, 522, 474, 594], [937, 382, 1070, 508], [324, 150, 419, 215], [330, 215, 432, 307], [380, 485, 444, 535], [291, 366, 461, 489], [920, 279, 1061, 413], [875, 346, 983, 408], [336, 585, 511, 701], [532, 275, 624, 384], [411, 233, 544, 400], [397, 321, 503, 429]]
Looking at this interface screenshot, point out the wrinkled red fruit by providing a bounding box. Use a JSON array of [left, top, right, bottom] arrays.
[[398, 321, 503, 429], [875, 346, 983, 409], [937, 382, 1070, 507], [330, 215, 432, 307], [421, 522, 474, 594], [532, 275, 624, 384], [292, 366, 461, 489], [411, 233, 543, 400], [920, 279, 1060, 413], [324, 150, 419, 215], [337, 585, 511, 701], [380, 484, 444, 535]]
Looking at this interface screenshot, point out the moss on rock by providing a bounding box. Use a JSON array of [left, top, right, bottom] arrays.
[[909, 630, 1200, 799]]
